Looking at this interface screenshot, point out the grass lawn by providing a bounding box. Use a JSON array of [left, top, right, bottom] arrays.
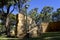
[[0, 32, 60, 40], [42, 32, 60, 40], [28, 32, 60, 40]]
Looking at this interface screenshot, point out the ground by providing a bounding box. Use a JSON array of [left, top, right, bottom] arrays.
[[0, 32, 60, 40]]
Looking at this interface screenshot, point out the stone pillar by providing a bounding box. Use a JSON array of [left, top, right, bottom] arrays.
[[26, 17, 39, 37], [16, 13, 26, 38], [16, 13, 40, 38], [41, 22, 49, 33], [32, 27, 38, 37], [29, 26, 38, 37]]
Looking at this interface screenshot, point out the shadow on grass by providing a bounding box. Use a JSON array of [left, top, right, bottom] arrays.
[[0, 32, 60, 40]]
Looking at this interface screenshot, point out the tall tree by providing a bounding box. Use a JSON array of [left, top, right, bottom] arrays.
[[0, 0, 18, 36], [40, 6, 53, 22], [52, 8, 60, 22], [29, 8, 38, 22], [0, 0, 27, 37]]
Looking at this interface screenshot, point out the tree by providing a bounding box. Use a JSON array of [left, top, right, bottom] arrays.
[[40, 6, 53, 22], [0, 0, 17, 36], [0, 0, 30, 36], [57, 8, 60, 13], [9, 14, 16, 25], [57, 8, 60, 21], [28, 8, 38, 22], [9, 14, 16, 33], [15, 0, 30, 12], [52, 8, 60, 22]]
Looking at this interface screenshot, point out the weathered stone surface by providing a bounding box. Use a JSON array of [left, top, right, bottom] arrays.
[[16, 13, 26, 38], [41, 22, 49, 33], [16, 13, 40, 38], [29, 27, 38, 37], [25, 16, 39, 37], [41, 22, 60, 33], [26, 17, 39, 37], [46, 22, 60, 32], [10, 30, 15, 36]]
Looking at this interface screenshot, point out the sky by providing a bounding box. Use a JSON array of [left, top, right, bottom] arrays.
[[28, 0, 60, 12], [12, 0, 60, 14]]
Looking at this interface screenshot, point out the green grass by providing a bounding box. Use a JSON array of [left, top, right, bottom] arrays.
[[28, 32, 60, 40], [42, 32, 60, 37], [0, 32, 60, 40], [42, 32, 60, 40]]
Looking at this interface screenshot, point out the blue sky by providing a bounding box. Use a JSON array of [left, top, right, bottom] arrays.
[[28, 0, 60, 12], [12, 0, 60, 14]]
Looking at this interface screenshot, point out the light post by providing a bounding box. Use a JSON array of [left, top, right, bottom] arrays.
[[25, 4, 29, 37], [25, 5, 29, 40]]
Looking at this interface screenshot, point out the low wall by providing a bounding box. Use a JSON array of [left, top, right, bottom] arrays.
[[41, 22, 60, 33], [46, 22, 60, 32], [16, 13, 26, 38], [41, 22, 49, 33]]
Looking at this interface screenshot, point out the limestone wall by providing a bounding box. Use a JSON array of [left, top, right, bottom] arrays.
[[41, 22, 49, 33], [46, 22, 60, 32], [29, 26, 38, 37], [16, 13, 26, 38], [16, 13, 40, 38], [41, 22, 60, 33]]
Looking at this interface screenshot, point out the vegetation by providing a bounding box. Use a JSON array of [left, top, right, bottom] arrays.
[[0, 0, 60, 40], [0, 0, 29, 37]]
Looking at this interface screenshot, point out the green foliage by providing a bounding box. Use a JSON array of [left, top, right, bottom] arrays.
[[9, 14, 16, 25], [0, 0, 15, 7], [41, 6, 53, 13], [57, 8, 60, 13], [40, 6, 53, 22], [52, 8, 60, 21], [10, 14, 16, 21], [29, 8, 38, 21]]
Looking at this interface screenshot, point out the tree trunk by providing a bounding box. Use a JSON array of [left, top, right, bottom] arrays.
[[5, 4, 15, 37], [5, 14, 10, 36], [5, 5, 11, 36]]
